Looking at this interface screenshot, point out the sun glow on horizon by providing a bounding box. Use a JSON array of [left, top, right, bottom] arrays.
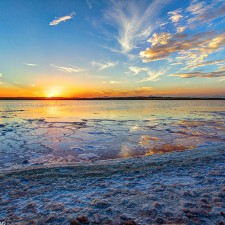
[[1, 1, 225, 98], [47, 92, 57, 98], [45, 87, 63, 98]]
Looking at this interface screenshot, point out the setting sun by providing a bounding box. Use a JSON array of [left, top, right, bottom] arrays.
[[45, 87, 64, 98], [47, 92, 57, 98]]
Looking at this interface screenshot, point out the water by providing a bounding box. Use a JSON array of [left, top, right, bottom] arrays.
[[0, 100, 225, 171]]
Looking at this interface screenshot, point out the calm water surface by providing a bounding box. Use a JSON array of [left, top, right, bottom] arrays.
[[0, 100, 225, 170]]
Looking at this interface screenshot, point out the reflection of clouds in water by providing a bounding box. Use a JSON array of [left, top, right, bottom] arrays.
[[139, 136, 160, 147], [175, 120, 225, 138], [1, 101, 225, 171], [145, 144, 189, 156], [130, 124, 140, 131], [120, 143, 137, 158]]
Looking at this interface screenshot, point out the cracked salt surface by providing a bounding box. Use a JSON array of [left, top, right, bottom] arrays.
[[0, 100, 225, 171], [0, 145, 224, 224]]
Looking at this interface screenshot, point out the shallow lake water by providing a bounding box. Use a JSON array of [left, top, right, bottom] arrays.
[[0, 100, 225, 171]]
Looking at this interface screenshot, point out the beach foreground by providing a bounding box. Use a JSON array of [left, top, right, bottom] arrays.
[[0, 145, 224, 225]]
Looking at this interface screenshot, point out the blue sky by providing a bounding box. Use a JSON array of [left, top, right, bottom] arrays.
[[0, 0, 225, 97]]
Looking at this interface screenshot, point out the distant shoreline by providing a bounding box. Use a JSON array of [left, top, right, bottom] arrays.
[[0, 96, 225, 100]]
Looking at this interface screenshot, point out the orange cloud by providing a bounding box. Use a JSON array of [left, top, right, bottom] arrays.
[[140, 31, 225, 63], [172, 68, 225, 79], [168, 9, 183, 23], [148, 32, 172, 46]]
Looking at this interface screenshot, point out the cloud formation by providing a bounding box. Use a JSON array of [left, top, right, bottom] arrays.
[[129, 66, 166, 82], [104, 0, 170, 53], [135, 86, 152, 92], [50, 64, 83, 73], [140, 31, 225, 63], [132, 86, 153, 96], [147, 32, 172, 46], [24, 63, 38, 67], [172, 69, 225, 79], [176, 26, 186, 33], [91, 61, 117, 70], [49, 12, 75, 26], [86, 0, 92, 9], [102, 80, 121, 84], [168, 9, 183, 23], [129, 66, 149, 75], [185, 58, 225, 69], [187, 1, 225, 24], [138, 0, 225, 77], [187, 1, 205, 15]]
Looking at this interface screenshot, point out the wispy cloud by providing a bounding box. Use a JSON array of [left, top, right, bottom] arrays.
[[129, 66, 150, 75], [135, 86, 153, 92], [49, 12, 75, 26], [187, 1, 206, 16], [91, 61, 118, 70], [128, 66, 166, 82], [138, 69, 168, 82], [95, 76, 110, 79], [148, 32, 172, 46], [172, 68, 225, 79], [102, 80, 121, 84], [86, 0, 94, 9], [168, 9, 183, 23], [187, 1, 225, 24], [104, 0, 170, 53], [185, 58, 225, 69], [159, 21, 169, 27], [131, 86, 153, 96], [50, 64, 83, 73], [24, 63, 38, 67], [176, 26, 186, 33]]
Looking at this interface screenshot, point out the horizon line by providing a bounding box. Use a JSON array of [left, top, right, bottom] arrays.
[[0, 96, 225, 100]]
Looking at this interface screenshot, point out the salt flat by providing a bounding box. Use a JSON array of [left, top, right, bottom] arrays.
[[0, 144, 224, 224]]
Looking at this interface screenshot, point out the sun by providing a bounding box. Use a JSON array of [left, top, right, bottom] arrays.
[[46, 89, 60, 98], [48, 92, 56, 98]]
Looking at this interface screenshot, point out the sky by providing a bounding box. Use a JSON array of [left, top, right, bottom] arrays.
[[0, 0, 225, 97]]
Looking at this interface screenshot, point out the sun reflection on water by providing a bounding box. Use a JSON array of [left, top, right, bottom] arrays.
[[1, 100, 225, 169]]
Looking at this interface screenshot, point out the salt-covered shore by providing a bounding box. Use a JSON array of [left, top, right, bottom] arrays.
[[0, 145, 225, 225]]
